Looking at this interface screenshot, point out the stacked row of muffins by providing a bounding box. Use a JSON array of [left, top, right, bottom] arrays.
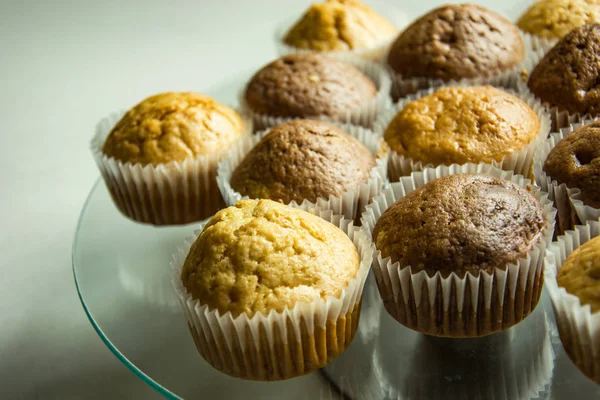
[[90, 0, 600, 385]]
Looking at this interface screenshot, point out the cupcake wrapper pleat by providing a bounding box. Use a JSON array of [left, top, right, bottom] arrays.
[[361, 163, 556, 337], [533, 117, 600, 235], [240, 55, 392, 131], [375, 85, 551, 183], [91, 111, 252, 225], [172, 212, 373, 380], [216, 123, 388, 222], [544, 220, 600, 384]]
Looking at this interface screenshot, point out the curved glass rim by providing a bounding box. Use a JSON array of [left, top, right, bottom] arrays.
[[72, 178, 181, 400]]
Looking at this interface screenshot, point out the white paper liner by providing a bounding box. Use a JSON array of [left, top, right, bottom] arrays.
[[171, 210, 373, 380], [361, 163, 556, 337], [374, 84, 551, 183], [216, 123, 388, 222], [544, 220, 600, 384], [273, 8, 410, 62], [90, 110, 252, 225], [240, 55, 392, 131], [388, 31, 553, 99]]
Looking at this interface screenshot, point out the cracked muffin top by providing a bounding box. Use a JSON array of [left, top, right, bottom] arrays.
[[244, 54, 377, 118], [517, 0, 600, 40], [386, 3, 524, 81], [102, 92, 245, 166], [283, 0, 398, 51], [230, 119, 377, 205], [383, 86, 540, 166], [180, 199, 360, 317], [527, 23, 600, 116], [543, 121, 600, 208], [372, 174, 546, 277], [558, 235, 600, 313]]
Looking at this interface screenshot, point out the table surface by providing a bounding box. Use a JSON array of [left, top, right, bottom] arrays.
[[0, 0, 531, 398]]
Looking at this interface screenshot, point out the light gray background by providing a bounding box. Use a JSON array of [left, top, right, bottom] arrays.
[[0, 0, 526, 398]]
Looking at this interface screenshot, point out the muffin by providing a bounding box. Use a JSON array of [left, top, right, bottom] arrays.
[[527, 24, 600, 121], [362, 165, 554, 337], [92, 92, 249, 225], [173, 199, 371, 380], [242, 54, 389, 128], [534, 119, 600, 235], [545, 222, 600, 384], [282, 0, 398, 59], [218, 120, 387, 221], [379, 85, 547, 182], [518, 0, 600, 40], [386, 4, 525, 95]]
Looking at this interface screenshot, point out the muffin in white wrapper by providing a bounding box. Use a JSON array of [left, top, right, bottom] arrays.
[[361, 163, 556, 337], [91, 111, 252, 226], [544, 220, 600, 384], [374, 85, 551, 183], [216, 123, 388, 222], [533, 117, 600, 235], [240, 55, 391, 131], [171, 209, 373, 380]]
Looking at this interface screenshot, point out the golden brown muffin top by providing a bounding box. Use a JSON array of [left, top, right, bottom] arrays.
[[543, 121, 600, 208], [180, 199, 360, 317], [558, 235, 600, 312], [102, 92, 245, 166], [244, 54, 377, 118], [372, 174, 546, 277], [517, 0, 600, 40], [387, 3, 524, 81], [283, 0, 398, 51], [230, 120, 377, 205], [384, 86, 540, 166]]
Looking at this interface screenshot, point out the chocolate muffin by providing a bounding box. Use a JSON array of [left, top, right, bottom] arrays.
[[244, 54, 377, 118], [527, 23, 600, 116], [543, 121, 600, 208], [386, 4, 525, 81], [518, 0, 600, 40], [283, 0, 398, 52], [230, 119, 376, 204], [384, 86, 540, 166], [372, 174, 546, 278]]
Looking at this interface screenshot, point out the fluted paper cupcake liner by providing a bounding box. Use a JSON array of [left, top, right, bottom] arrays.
[[361, 163, 556, 337], [374, 84, 551, 183], [544, 220, 600, 384], [388, 32, 553, 99], [91, 111, 252, 225], [172, 211, 373, 380], [216, 123, 388, 222], [240, 55, 391, 131]]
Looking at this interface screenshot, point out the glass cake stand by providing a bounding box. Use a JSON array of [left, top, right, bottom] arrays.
[[73, 77, 600, 400]]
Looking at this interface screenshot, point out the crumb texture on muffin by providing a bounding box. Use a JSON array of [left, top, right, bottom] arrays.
[[517, 0, 600, 39], [543, 121, 600, 207], [384, 86, 540, 165], [283, 0, 398, 51], [558, 235, 600, 312], [372, 174, 546, 277], [244, 54, 377, 118], [386, 4, 524, 80], [181, 199, 360, 317], [230, 120, 376, 204], [102, 92, 244, 166], [528, 23, 600, 116]]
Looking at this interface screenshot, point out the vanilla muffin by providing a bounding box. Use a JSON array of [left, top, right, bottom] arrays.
[[558, 235, 600, 313], [94, 92, 247, 225], [518, 0, 600, 40], [387, 4, 525, 82], [384, 86, 540, 167], [178, 199, 365, 380], [283, 0, 398, 54]]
